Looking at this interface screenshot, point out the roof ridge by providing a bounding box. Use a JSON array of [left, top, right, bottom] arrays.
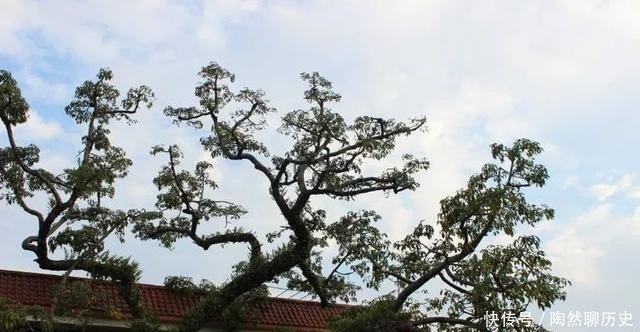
[[0, 268, 355, 307], [0, 269, 177, 292], [266, 296, 355, 308]]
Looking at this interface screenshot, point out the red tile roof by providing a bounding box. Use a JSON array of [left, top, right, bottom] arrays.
[[0, 269, 351, 331]]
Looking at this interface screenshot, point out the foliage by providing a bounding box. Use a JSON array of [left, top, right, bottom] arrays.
[[0, 67, 158, 328], [328, 139, 570, 331], [328, 298, 419, 332], [1, 61, 569, 332], [0, 283, 96, 332], [0, 297, 31, 332]]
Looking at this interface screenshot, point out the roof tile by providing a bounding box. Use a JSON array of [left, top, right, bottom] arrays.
[[0, 269, 351, 331]]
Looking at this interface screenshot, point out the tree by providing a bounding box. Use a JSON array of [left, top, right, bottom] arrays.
[[328, 139, 570, 332], [0, 63, 568, 332]]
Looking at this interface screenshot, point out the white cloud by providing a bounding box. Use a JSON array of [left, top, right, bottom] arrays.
[[544, 201, 640, 286], [1, 2, 640, 324], [18, 70, 71, 104], [0, 1, 38, 58], [589, 173, 639, 201], [563, 175, 580, 189], [545, 206, 609, 286], [590, 183, 620, 202], [541, 201, 640, 332], [14, 110, 62, 140]]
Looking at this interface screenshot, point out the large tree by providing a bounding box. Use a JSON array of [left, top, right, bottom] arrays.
[[0, 63, 568, 332]]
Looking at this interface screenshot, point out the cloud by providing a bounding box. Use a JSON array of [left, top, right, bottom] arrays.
[[544, 173, 640, 288], [1, 3, 640, 327], [14, 110, 62, 140], [0, 1, 38, 58], [563, 175, 580, 189], [589, 173, 639, 201], [541, 201, 640, 332], [544, 204, 610, 287], [18, 69, 71, 104], [590, 184, 620, 202]]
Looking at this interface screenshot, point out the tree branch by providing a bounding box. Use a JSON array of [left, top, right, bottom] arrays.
[[298, 262, 328, 307], [326, 250, 351, 283], [438, 272, 470, 294], [1, 115, 63, 205], [392, 222, 492, 311]]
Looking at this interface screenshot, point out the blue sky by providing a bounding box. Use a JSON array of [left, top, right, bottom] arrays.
[[1, 1, 639, 331]]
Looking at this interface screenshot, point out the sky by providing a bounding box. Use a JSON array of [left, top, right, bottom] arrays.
[[1, 1, 639, 331]]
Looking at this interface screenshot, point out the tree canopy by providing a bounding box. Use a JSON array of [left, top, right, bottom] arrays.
[[0, 63, 568, 332]]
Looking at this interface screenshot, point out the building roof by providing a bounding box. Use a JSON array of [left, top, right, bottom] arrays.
[[0, 269, 352, 331]]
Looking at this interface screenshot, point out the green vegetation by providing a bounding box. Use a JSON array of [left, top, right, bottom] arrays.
[[1, 63, 568, 331]]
